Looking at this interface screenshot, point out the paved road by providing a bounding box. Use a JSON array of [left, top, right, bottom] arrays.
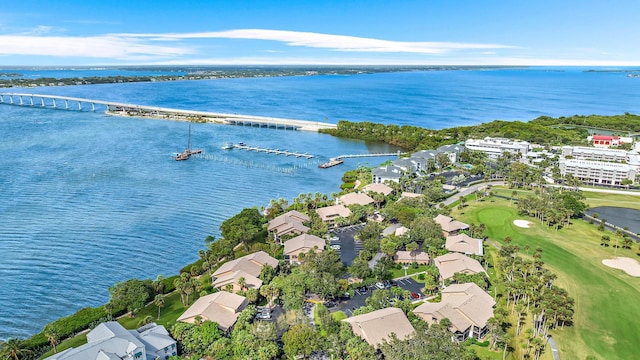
[[442, 181, 507, 206], [547, 336, 560, 360]]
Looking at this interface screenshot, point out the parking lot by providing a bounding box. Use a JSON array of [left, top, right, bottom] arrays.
[[333, 277, 426, 317], [330, 223, 365, 265]]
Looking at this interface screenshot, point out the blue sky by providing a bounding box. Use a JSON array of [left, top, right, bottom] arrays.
[[1, 0, 638, 66]]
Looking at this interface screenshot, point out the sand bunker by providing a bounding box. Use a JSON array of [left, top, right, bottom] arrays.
[[602, 257, 640, 277], [513, 220, 531, 228]]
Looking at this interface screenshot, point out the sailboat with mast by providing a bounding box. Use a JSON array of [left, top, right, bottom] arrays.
[[175, 123, 203, 161]]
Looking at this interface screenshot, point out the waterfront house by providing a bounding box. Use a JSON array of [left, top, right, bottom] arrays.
[[177, 291, 248, 332], [342, 307, 415, 347], [283, 234, 326, 264], [394, 250, 430, 265], [46, 321, 176, 360], [434, 214, 469, 237], [212, 251, 278, 292], [434, 252, 486, 283], [413, 282, 495, 341], [362, 182, 394, 196], [446, 233, 484, 256], [339, 192, 375, 206], [371, 165, 403, 183], [267, 210, 310, 241], [316, 204, 352, 224]]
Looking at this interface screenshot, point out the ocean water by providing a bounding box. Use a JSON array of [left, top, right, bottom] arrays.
[[1, 67, 640, 339]]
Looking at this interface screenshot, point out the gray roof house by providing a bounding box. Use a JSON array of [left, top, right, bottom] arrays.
[[371, 165, 403, 184], [46, 321, 176, 360]]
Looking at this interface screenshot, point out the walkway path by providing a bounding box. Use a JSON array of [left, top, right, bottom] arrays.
[[547, 336, 561, 360]]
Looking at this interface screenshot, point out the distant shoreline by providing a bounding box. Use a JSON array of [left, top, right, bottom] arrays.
[[0, 65, 526, 89]]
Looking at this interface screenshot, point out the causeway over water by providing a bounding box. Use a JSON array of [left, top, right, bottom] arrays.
[[0, 92, 337, 131]]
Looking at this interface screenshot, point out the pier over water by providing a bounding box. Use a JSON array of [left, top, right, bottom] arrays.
[[0, 92, 337, 132]]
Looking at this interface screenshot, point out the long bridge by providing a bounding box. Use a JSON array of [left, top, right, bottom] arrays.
[[0, 92, 337, 132]]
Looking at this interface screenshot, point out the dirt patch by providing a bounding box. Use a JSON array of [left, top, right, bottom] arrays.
[[513, 219, 531, 228], [602, 257, 640, 277]]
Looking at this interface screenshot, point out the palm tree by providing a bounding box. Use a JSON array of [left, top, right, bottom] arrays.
[[0, 338, 32, 360], [154, 294, 165, 320], [44, 326, 59, 354], [238, 276, 246, 292], [152, 275, 165, 295]]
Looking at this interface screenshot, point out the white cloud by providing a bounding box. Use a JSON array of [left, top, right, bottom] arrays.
[[0, 34, 192, 59], [126, 29, 516, 54]]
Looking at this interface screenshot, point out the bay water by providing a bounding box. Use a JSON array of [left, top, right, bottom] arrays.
[[1, 67, 640, 339]]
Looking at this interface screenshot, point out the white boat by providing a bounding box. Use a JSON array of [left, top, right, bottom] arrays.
[[221, 143, 234, 150]]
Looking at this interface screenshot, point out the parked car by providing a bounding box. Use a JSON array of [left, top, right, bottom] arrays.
[[325, 301, 337, 308], [375, 282, 385, 290], [411, 292, 420, 299], [330, 244, 341, 250]]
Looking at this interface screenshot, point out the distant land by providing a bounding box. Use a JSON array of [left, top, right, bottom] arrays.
[[0, 65, 525, 88]]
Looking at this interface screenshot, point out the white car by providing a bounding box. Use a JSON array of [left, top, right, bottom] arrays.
[[375, 282, 385, 289], [330, 244, 341, 250]]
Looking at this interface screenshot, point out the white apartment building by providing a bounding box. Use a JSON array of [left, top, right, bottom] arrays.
[[561, 146, 628, 162], [559, 158, 637, 185], [465, 137, 532, 158]]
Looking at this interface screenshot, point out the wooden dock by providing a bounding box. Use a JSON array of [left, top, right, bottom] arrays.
[[318, 159, 344, 168], [231, 143, 314, 159]]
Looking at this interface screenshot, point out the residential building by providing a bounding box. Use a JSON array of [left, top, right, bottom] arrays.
[[446, 233, 484, 256], [316, 204, 352, 224], [561, 146, 628, 162], [343, 307, 415, 347], [394, 251, 430, 265], [177, 291, 248, 332], [588, 134, 623, 148], [413, 283, 495, 341], [267, 210, 310, 241], [464, 137, 531, 158], [283, 234, 325, 264], [212, 251, 279, 292], [371, 165, 403, 183], [362, 182, 394, 196], [339, 192, 375, 206], [434, 214, 469, 237], [46, 321, 176, 360], [559, 158, 637, 185], [434, 252, 486, 282], [382, 223, 409, 237], [400, 192, 422, 199]]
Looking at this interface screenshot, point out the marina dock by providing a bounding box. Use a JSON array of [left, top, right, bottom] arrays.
[[230, 143, 315, 159]]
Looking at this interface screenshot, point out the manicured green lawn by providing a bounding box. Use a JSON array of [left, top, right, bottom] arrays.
[[583, 191, 640, 211], [118, 292, 187, 330], [454, 196, 640, 360], [39, 333, 87, 359], [390, 264, 429, 279]]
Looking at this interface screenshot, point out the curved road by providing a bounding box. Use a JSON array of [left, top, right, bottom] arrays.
[[547, 336, 560, 360]]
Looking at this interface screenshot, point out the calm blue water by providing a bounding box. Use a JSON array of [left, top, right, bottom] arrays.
[[1, 67, 640, 340]]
